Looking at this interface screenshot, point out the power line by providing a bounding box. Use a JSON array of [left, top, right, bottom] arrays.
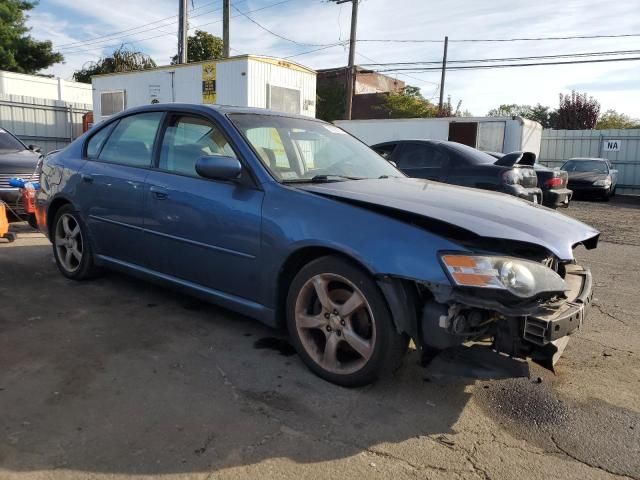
[[284, 43, 346, 58], [355, 51, 439, 86], [355, 32, 640, 44], [230, 2, 335, 47], [374, 56, 640, 73], [57, 2, 241, 52], [59, 0, 290, 56], [55, 0, 228, 50], [358, 49, 640, 67]]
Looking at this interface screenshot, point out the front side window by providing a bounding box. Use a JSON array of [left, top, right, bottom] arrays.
[[229, 114, 402, 182], [159, 116, 236, 177], [98, 112, 163, 167]]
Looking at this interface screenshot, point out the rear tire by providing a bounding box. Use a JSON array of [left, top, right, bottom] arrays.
[[286, 255, 408, 387], [52, 205, 100, 280]]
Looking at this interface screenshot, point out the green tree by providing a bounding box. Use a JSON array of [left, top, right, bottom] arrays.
[[487, 104, 533, 118], [73, 46, 156, 83], [316, 84, 345, 122], [382, 86, 438, 119], [556, 91, 600, 130], [596, 109, 640, 130], [0, 0, 63, 74], [487, 103, 555, 128], [171, 30, 223, 64]]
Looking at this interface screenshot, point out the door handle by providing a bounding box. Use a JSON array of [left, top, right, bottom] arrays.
[[149, 185, 168, 199], [81, 173, 93, 183]]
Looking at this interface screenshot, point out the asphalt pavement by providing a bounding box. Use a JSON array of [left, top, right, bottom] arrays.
[[0, 198, 638, 480]]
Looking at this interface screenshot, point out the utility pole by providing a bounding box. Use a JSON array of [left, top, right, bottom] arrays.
[[178, 0, 188, 64], [331, 0, 359, 120], [438, 35, 448, 115], [223, 0, 230, 58]]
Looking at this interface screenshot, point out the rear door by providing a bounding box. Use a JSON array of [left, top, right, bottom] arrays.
[[392, 142, 449, 180], [77, 112, 163, 265]]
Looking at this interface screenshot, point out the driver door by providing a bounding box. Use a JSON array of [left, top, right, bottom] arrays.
[[143, 113, 264, 299]]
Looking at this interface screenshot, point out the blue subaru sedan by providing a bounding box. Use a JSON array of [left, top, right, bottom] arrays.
[[36, 104, 599, 386]]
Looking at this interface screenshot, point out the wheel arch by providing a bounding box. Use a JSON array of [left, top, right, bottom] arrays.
[[275, 246, 376, 327], [46, 196, 73, 238], [274, 245, 417, 339]]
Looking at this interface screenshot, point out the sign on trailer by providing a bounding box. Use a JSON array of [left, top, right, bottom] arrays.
[[604, 140, 621, 151]]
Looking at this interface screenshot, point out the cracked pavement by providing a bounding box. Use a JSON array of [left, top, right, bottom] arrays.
[[1, 198, 639, 480]]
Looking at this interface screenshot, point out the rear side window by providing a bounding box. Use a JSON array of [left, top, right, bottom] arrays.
[[86, 122, 117, 159], [396, 143, 447, 169], [98, 113, 163, 167]]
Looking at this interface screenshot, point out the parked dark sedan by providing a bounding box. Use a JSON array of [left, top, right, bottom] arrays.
[[372, 140, 542, 204], [561, 158, 618, 200], [37, 104, 598, 386], [0, 126, 41, 221], [486, 151, 572, 208]]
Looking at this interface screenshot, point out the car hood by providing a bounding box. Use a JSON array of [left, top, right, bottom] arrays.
[[0, 149, 41, 171], [297, 177, 599, 261], [566, 171, 608, 182]]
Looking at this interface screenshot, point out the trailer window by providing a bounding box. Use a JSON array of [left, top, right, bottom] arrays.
[[101, 91, 125, 117], [268, 86, 301, 115]]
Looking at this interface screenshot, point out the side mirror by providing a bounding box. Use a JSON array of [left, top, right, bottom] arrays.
[[195, 155, 242, 181], [28, 144, 42, 153]]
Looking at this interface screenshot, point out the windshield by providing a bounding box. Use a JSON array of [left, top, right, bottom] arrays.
[[0, 128, 26, 152], [562, 159, 608, 174], [229, 114, 402, 182]]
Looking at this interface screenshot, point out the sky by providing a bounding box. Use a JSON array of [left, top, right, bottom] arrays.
[[27, 0, 640, 117]]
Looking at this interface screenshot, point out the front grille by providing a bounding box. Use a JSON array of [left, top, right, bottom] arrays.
[[0, 171, 38, 189], [568, 179, 594, 187]]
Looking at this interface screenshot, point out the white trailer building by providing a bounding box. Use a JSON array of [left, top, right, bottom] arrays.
[[91, 55, 317, 122], [335, 117, 543, 156]]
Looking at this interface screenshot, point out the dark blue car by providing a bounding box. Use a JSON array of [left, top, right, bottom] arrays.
[[36, 104, 599, 386]]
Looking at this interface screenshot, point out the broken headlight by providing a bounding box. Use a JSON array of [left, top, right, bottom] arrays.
[[440, 254, 566, 298]]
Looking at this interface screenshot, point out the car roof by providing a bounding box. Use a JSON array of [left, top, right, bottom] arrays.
[[568, 157, 608, 162], [372, 139, 448, 147], [114, 103, 322, 122]]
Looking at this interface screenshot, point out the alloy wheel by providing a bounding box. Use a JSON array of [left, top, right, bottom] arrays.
[[54, 213, 83, 273], [294, 273, 376, 375]]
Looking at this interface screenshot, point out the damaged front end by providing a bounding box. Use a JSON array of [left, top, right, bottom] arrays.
[[381, 246, 594, 371], [421, 263, 591, 369]]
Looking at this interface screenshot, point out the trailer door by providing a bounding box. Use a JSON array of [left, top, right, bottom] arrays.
[[448, 122, 478, 147]]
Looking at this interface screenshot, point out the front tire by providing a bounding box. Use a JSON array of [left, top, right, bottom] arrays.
[[52, 205, 100, 280], [286, 255, 408, 387]]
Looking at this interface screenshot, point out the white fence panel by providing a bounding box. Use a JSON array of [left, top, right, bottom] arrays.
[[540, 129, 640, 195], [0, 93, 91, 153]]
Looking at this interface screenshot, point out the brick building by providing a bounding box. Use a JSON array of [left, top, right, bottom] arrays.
[[316, 66, 405, 121]]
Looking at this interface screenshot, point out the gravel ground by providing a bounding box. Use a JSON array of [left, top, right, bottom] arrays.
[[0, 199, 639, 480], [562, 197, 640, 246]]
